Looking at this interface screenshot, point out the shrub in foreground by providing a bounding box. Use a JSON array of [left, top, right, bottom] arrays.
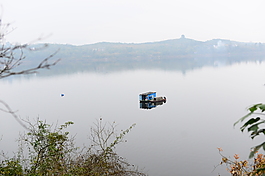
[[0, 119, 146, 176]]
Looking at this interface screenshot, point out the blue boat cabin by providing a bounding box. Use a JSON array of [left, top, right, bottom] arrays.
[[139, 91, 156, 101]]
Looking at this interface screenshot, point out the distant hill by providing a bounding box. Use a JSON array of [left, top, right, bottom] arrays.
[[16, 37, 265, 75], [24, 37, 265, 59]]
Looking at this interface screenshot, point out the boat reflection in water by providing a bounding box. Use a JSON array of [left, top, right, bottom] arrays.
[[139, 91, 167, 109], [140, 101, 166, 109]]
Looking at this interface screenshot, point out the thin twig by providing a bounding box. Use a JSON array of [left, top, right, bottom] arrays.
[[0, 100, 30, 131]]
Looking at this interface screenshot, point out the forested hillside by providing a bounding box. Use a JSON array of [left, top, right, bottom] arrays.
[[17, 36, 265, 75]]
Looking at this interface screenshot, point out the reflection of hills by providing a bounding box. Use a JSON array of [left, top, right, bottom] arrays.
[[20, 37, 265, 76]]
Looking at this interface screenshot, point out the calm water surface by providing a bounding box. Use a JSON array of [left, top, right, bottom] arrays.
[[1, 62, 265, 176]]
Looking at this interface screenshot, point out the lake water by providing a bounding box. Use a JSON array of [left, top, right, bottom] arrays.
[[1, 61, 265, 175]]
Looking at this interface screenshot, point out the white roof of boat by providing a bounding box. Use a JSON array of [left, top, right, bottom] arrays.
[[139, 91, 156, 96]]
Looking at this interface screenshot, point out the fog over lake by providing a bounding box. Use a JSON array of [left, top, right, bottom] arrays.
[[1, 61, 265, 175]]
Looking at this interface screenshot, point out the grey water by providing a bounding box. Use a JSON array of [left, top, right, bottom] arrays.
[[1, 62, 265, 175]]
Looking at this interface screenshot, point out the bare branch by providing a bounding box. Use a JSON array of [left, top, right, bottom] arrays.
[[0, 43, 60, 79], [0, 18, 60, 79], [0, 100, 30, 131]]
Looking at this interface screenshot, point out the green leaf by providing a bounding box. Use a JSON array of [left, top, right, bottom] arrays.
[[250, 128, 265, 139], [259, 104, 265, 112], [248, 118, 264, 132], [234, 112, 253, 126], [240, 117, 260, 132], [249, 103, 263, 113], [248, 124, 259, 132], [249, 142, 265, 158]]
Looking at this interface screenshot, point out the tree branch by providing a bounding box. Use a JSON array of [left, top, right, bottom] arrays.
[[0, 100, 30, 131]]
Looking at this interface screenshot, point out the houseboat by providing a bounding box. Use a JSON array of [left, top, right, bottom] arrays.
[[139, 91, 166, 103]]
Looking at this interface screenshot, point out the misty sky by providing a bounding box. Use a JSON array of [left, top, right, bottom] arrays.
[[1, 0, 265, 45]]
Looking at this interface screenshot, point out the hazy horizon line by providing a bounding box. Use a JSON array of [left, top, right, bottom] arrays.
[[29, 36, 264, 46]]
